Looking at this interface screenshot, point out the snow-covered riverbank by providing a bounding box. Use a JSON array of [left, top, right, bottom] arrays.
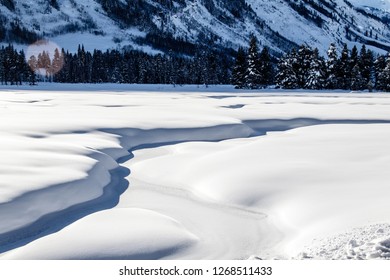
[[1, 87, 389, 259]]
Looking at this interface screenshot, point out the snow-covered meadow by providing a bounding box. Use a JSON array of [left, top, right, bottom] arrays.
[[0, 85, 389, 260]]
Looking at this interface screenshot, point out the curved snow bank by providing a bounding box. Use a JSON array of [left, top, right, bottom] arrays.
[[0, 123, 261, 255], [3, 209, 198, 260], [1, 89, 390, 259], [21, 121, 388, 260], [0, 131, 128, 251], [126, 124, 390, 258]]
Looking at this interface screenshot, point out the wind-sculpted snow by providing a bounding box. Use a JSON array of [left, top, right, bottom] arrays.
[[0, 86, 390, 259]]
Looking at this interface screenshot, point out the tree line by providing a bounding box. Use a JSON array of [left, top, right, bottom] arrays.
[[0, 45, 31, 85], [232, 36, 390, 91], [275, 43, 376, 91], [3, 38, 390, 92], [0, 44, 232, 86]]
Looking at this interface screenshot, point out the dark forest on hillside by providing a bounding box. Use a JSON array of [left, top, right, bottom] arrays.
[[2, 39, 390, 92]]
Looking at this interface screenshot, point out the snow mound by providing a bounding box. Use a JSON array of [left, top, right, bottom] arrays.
[[3, 208, 198, 260], [297, 224, 390, 260]]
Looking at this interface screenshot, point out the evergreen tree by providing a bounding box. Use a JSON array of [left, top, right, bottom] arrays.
[[111, 66, 122, 83], [168, 50, 178, 86], [91, 49, 105, 83], [325, 43, 338, 89], [359, 45, 374, 90], [138, 57, 148, 83], [60, 49, 73, 83], [27, 55, 38, 85], [374, 55, 386, 90], [2, 45, 12, 84], [16, 49, 27, 85], [51, 48, 63, 78], [207, 51, 218, 85], [305, 48, 325, 90], [245, 35, 262, 89], [232, 47, 247, 89], [276, 49, 299, 89], [349, 45, 359, 71], [6, 45, 17, 85], [76, 45, 87, 82], [347, 46, 363, 90], [376, 53, 390, 91], [337, 44, 351, 89], [350, 64, 364, 90], [197, 50, 210, 87], [37, 50, 51, 81], [259, 46, 273, 87], [296, 45, 313, 88], [0, 48, 4, 85]]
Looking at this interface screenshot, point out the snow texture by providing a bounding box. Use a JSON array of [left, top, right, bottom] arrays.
[[297, 224, 390, 260], [0, 84, 390, 260]]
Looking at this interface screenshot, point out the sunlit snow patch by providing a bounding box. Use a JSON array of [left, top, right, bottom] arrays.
[[296, 224, 390, 260]]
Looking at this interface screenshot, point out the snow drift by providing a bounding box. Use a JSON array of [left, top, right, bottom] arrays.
[[0, 86, 390, 259]]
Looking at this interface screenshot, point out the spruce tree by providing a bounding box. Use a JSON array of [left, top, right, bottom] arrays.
[[296, 45, 312, 88], [37, 51, 51, 81], [16, 50, 27, 85], [350, 64, 364, 90], [259, 46, 273, 87], [52, 48, 63, 77], [245, 35, 262, 89], [2, 45, 13, 84], [7, 45, 18, 85], [305, 48, 325, 90], [91, 49, 106, 83], [359, 45, 373, 90], [207, 51, 218, 85], [376, 53, 390, 92], [0, 48, 4, 85], [77, 45, 87, 83], [349, 46, 363, 91], [199, 50, 210, 87], [337, 44, 350, 89], [27, 55, 38, 85], [349, 45, 359, 70], [232, 47, 247, 89], [374, 55, 386, 90], [325, 43, 338, 89], [168, 50, 178, 86], [276, 50, 299, 89]]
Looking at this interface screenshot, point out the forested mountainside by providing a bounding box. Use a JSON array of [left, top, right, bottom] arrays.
[[1, 0, 390, 56]]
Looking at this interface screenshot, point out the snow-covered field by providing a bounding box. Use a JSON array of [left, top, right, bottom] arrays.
[[0, 85, 390, 260]]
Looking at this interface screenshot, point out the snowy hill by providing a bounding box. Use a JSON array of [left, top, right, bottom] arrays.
[[350, 0, 390, 11], [1, 0, 390, 55]]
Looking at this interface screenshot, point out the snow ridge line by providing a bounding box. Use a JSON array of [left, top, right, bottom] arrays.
[[1, 118, 390, 254], [0, 163, 130, 253]]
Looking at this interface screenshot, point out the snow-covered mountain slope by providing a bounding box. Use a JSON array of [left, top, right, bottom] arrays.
[[1, 0, 390, 55], [350, 0, 390, 11], [349, 0, 390, 31]]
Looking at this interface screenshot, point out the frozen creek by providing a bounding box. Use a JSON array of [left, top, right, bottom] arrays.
[[0, 86, 390, 259]]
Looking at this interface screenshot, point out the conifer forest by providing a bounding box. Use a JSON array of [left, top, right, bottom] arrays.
[[2, 38, 390, 91]]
